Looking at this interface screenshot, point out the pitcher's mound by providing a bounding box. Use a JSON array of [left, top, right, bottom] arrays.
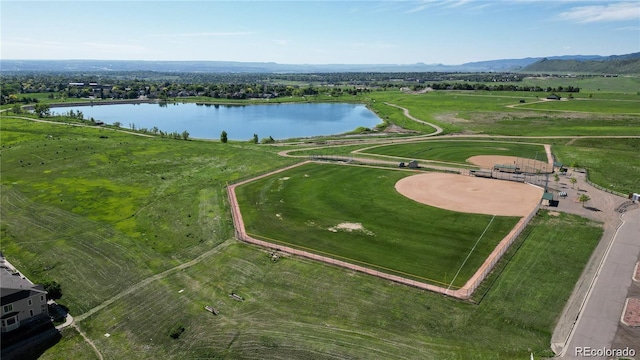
[[395, 173, 543, 216]]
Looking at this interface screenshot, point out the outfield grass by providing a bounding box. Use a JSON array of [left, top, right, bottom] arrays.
[[234, 162, 520, 288], [358, 140, 547, 164]]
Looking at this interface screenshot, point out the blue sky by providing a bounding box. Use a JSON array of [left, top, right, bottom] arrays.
[[1, 0, 638, 64]]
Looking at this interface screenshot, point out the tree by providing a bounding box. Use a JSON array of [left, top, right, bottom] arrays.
[[41, 280, 62, 300], [11, 104, 22, 114], [181, 130, 189, 140], [553, 173, 560, 186], [252, 134, 259, 144], [578, 194, 591, 208], [113, 121, 121, 128], [33, 103, 50, 118], [570, 177, 577, 189], [220, 130, 228, 143]]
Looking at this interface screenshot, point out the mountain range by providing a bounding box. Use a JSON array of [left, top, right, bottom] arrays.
[[1, 52, 639, 73]]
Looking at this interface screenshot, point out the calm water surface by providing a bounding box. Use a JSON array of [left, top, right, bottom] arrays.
[[51, 102, 381, 140]]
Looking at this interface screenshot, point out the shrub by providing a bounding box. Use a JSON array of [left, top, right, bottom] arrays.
[[169, 324, 185, 339]]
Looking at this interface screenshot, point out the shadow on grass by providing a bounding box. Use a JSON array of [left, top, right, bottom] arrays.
[[1, 317, 61, 360]]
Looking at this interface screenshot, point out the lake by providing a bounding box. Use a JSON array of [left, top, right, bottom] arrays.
[[51, 102, 381, 140]]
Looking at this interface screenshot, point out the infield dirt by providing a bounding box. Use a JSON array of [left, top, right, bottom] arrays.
[[395, 172, 544, 217]]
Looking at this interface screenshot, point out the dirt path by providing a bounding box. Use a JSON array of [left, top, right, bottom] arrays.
[[382, 102, 443, 135], [73, 324, 104, 360]]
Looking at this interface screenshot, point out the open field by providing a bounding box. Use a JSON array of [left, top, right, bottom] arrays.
[[552, 138, 640, 195], [367, 91, 640, 136], [515, 98, 640, 114], [0, 80, 637, 359], [0, 116, 295, 313], [521, 75, 640, 94]]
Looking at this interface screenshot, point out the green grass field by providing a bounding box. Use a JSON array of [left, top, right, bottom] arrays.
[[367, 91, 640, 136], [234, 162, 520, 288]]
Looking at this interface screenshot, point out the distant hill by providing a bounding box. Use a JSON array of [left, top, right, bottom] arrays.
[[0, 60, 459, 73], [1, 53, 639, 73], [522, 52, 640, 74]]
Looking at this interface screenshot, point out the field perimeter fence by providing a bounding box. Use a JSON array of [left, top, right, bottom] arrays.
[[456, 202, 541, 299]]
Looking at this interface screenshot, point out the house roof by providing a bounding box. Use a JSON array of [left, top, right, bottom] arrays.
[[0, 265, 46, 306], [1, 311, 20, 320]]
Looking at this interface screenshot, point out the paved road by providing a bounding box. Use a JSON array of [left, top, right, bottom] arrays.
[[560, 205, 640, 359]]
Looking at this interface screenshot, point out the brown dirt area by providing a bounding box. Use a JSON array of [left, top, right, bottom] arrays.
[[468, 155, 551, 173], [395, 172, 543, 217], [623, 298, 640, 327]]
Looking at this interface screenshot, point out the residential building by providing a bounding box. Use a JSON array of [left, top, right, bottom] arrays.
[[0, 256, 49, 333]]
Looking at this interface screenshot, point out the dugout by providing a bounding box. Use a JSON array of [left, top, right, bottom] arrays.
[[470, 170, 493, 178], [542, 192, 555, 206]]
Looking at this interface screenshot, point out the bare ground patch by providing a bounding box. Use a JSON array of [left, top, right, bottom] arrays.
[[622, 298, 640, 327], [395, 173, 543, 217]]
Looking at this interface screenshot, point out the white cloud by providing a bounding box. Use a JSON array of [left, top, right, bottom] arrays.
[[558, 2, 640, 23], [273, 39, 288, 46], [406, 0, 440, 13]]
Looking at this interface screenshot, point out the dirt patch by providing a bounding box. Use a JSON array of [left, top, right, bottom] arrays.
[[467, 155, 551, 173], [622, 298, 640, 327], [433, 113, 469, 124], [328, 222, 374, 235], [548, 211, 561, 217], [395, 172, 543, 216], [383, 124, 417, 134]]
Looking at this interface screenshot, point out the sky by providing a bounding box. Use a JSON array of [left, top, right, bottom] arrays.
[[1, 0, 639, 65]]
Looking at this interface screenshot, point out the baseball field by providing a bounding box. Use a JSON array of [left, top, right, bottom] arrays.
[[233, 161, 542, 290]]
